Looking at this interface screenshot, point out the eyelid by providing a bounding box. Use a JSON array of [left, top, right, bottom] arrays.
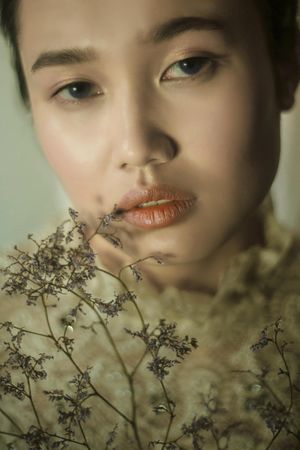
[[50, 51, 227, 105], [51, 80, 102, 105], [161, 51, 225, 81]]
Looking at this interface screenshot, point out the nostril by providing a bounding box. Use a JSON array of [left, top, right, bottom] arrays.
[[147, 158, 160, 164], [120, 156, 166, 170], [118, 132, 178, 169]]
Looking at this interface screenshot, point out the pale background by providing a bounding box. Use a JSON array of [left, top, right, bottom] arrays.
[[0, 34, 299, 250]]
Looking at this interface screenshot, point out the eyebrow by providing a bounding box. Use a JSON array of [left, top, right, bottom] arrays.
[[141, 15, 228, 44], [31, 15, 228, 73], [31, 47, 97, 72]]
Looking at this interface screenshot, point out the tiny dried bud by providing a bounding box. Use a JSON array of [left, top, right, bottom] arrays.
[[68, 207, 79, 222], [130, 264, 143, 283], [64, 314, 76, 325], [153, 404, 169, 415]]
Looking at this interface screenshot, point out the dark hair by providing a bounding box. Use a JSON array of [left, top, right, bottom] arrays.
[[0, 0, 27, 105], [257, 0, 299, 60], [0, 0, 299, 107]]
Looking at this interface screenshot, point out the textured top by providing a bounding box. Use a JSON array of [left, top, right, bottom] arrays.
[[0, 199, 299, 450]]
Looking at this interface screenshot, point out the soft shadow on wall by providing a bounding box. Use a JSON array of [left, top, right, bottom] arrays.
[[0, 34, 299, 251]]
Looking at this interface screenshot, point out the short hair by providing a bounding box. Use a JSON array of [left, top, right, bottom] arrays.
[[0, 0, 299, 107]]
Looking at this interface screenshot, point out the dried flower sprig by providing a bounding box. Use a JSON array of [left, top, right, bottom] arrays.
[[44, 369, 94, 440], [250, 319, 300, 448], [149, 383, 242, 450], [0, 209, 299, 449], [125, 319, 199, 446], [233, 318, 300, 449], [0, 207, 198, 450]]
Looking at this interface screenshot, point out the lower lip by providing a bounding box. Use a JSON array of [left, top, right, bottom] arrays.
[[122, 199, 196, 229]]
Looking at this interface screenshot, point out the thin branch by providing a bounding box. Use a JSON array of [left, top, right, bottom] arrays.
[[78, 421, 91, 450], [0, 407, 24, 434], [210, 428, 222, 450], [0, 430, 22, 439], [130, 347, 149, 379], [0, 429, 90, 447], [3, 324, 52, 340], [41, 294, 133, 426], [93, 265, 145, 327], [265, 325, 295, 450], [160, 379, 176, 450], [26, 375, 44, 432], [118, 255, 159, 280]]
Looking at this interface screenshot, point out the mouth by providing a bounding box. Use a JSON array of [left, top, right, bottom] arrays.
[[115, 184, 197, 229]]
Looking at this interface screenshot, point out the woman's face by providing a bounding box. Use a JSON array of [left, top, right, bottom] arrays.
[[19, 0, 281, 270]]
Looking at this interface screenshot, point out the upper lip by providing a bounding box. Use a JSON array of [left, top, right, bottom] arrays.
[[117, 184, 197, 211]]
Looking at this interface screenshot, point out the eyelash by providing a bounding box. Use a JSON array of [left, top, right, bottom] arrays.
[[162, 54, 220, 82], [52, 54, 221, 105]]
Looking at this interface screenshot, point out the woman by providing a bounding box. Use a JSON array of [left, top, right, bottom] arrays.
[[0, 1, 300, 448]]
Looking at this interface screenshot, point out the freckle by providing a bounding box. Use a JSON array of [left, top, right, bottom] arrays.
[[114, 208, 126, 216], [95, 195, 104, 203]]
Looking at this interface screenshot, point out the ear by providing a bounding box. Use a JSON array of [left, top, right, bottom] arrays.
[[276, 29, 300, 111]]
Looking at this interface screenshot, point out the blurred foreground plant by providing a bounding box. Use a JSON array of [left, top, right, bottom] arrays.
[[0, 208, 299, 449]]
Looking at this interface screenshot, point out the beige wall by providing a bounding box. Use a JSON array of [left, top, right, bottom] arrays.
[[0, 35, 299, 249], [272, 88, 300, 229], [0, 36, 69, 249]]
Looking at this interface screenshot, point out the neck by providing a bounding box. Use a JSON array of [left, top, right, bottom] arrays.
[[137, 211, 265, 294], [88, 209, 265, 295]]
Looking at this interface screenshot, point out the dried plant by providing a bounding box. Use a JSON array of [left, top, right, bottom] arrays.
[[0, 208, 299, 449], [236, 319, 300, 449]]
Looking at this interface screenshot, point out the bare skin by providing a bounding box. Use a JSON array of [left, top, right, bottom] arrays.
[[18, 0, 299, 293]]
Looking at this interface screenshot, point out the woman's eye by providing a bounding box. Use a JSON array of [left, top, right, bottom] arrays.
[[54, 81, 101, 103], [162, 56, 218, 81]]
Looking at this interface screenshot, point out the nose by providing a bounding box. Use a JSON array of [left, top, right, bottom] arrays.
[[112, 87, 177, 170]]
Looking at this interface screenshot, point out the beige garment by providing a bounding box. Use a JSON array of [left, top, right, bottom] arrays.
[[0, 200, 299, 449]]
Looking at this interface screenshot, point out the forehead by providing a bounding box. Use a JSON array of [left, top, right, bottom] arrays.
[[19, 0, 259, 45], [18, 0, 264, 73]]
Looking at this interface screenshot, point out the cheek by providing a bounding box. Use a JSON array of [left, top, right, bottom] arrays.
[[31, 107, 104, 218], [175, 68, 279, 189], [32, 107, 96, 182]]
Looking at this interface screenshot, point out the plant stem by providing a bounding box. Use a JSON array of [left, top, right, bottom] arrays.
[[78, 421, 91, 450], [210, 428, 222, 450], [0, 431, 22, 439], [93, 266, 146, 327], [0, 407, 24, 434], [4, 324, 52, 340], [118, 255, 159, 280], [41, 295, 133, 425], [160, 380, 175, 450], [265, 327, 295, 450], [130, 347, 149, 378], [65, 287, 144, 449], [26, 375, 43, 432], [0, 430, 89, 447]]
